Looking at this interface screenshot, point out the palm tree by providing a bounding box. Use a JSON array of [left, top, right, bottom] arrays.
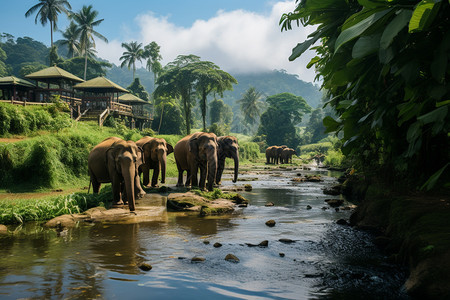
[[143, 41, 163, 90], [58, 21, 80, 58], [70, 5, 108, 80], [25, 0, 71, 47], [120, 41, 144, 80], [238, 86, 264, 132]]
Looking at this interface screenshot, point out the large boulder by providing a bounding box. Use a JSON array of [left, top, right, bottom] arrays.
[[167, 192, 235, 216]]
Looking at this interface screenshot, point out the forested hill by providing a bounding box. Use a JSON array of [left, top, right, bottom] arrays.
[[222, 71, 322, 108], [106, 66, 323, 109]]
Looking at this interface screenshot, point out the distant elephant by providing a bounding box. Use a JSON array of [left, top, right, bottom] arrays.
[[216, 135, 239, 185], [265, 145, 288, 164], [266, 146, 276, 164], [174, 132, 218, 191], [136, 136, 173, 187], [281, 148, 296, 164], [88, 137, 145, 212]]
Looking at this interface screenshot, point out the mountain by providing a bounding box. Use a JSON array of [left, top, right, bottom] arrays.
[[222, 70, 322, 109], [106, 67, 322, 109]]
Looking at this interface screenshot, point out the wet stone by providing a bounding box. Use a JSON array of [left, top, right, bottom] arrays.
[[244, 184, 253, 191], [336, 219, 348, 225], [325, 199, 344, 207], [203, 240, 210, 245], [279, 253, 285, 257], [213, 242, 223, 248], [265, 202, 275, 207], [279, 238, 295, 244], [0, 224, 8, 234], [225, 254, 240, 263], [138, 263, 152, 271], [191, 256, 206, 262], [265, 220, 276, 227], [306, 205, 312, 210]]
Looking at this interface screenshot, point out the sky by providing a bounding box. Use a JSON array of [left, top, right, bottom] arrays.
[[1, 0, 318, 83]]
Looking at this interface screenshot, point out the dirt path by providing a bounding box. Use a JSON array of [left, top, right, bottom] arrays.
[[0, 137, 27, 143]]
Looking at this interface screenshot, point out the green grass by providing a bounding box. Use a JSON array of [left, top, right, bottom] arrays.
[[0, 187, 112, 224]]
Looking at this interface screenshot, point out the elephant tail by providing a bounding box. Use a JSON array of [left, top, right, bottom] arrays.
[[88, 178, 92, 194]]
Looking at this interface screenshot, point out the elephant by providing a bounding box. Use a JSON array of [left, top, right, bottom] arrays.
[[174, 132, 218, 191], [265, 145, 288, 164], [216, 135, 239, 185], [88, 137, 146, 212], [281, 148, 296, 164], [136, 136, 173, 187]]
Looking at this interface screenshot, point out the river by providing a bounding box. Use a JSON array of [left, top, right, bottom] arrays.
[[0, 166, 409, 299]]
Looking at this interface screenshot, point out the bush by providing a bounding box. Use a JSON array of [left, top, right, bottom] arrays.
[[239, 142, 260, 161], [0, 103, 72, 136], [208, 123, 230, 137], [299, 142, 332, 155]]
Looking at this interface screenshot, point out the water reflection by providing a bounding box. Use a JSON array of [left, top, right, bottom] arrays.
[[0, 173, 408, 299]]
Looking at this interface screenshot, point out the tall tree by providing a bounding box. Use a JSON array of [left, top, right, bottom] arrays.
[[280, 0, 450, 189], [154, 55, 200, 135], [258, 93, 311, 148], [70, 5, 108, 80], [25, 0, 71, 47], [120, 41, 144, 80], [238, 87, 264, 133], [193, 61, 237, 131], [143, 41, 163, 90], [58, 21, 80, 58]]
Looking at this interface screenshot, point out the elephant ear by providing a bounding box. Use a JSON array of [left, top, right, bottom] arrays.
[[137, 146, 145, 165], [106, 145, 121, 173], [188, 137, 199, 157], [166, 143, 174, 155]]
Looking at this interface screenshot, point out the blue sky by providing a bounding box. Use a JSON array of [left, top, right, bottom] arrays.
[[1, 0, 318, 82]]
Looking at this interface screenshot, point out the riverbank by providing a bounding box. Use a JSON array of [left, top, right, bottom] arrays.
[[349, 183, 450, 299]]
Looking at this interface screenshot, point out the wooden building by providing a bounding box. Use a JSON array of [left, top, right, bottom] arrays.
[[118, 93, 152, 129], [0, 76, 35, 102], [74, 76, 152, 128]]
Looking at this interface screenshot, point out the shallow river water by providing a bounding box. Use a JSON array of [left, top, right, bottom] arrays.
[[0, 166, 409, 299]]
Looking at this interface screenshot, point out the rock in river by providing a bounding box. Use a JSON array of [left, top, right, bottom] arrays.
[[265, 219, 276, 227], [225, 254, 240, 263]]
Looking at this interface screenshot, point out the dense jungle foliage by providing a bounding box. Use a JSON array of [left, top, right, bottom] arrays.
[[281, 0, 450, 190], [0, 103, 260, 191]]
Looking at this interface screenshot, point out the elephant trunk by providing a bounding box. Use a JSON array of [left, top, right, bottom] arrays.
[[122, 159, 136, 212], [158, 149, 167, 184], [232, 150, 239, 183], [207, 148, 218, 191]]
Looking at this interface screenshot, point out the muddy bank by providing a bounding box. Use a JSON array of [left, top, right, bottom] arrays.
[[349, 183, 450, 299]]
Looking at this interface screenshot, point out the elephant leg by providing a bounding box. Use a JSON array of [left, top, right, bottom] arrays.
[[135, 173, 146, 199], [111, 174, 123, 205], [141, 164, 150, 187], [185, 170, 192, 187], [176, 162, 185, 187], [190, 163, 199, 188], [199, 163, 207, 190], [92, 177, 101, 194], [151, 167, 160, 187]]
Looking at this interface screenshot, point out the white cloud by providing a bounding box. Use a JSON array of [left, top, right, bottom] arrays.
[[96, 1, 318, 83]]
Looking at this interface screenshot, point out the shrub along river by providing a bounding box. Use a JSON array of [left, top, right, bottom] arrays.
[[0, 166, 409, 299]]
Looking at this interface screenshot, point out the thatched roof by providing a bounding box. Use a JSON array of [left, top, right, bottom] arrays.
[[0, 76, 35, 88], [25, 66, 84, 83], [74, 76, 128, 93], [118, 93, 149, 105]]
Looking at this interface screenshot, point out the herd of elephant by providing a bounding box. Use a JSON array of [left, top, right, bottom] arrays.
[[265, 145, 297, 165], [87, 133, 239, 212]]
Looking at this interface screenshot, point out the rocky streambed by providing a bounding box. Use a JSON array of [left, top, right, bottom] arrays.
[[0, 165, 409, 299]]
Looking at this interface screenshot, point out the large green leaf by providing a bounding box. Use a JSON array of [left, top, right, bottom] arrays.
[[335, 8, 392, 52], [417, 105, 448, 124], [352, 34, 381, 58], [421, 163, 449, 191], [323, 116, 341, 133], [289, 37, 319, 61], [408, 0, 442, 33], [380, 9, 413, 49]]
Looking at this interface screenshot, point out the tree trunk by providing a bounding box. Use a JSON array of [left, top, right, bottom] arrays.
[[84, 51, 88, 80]]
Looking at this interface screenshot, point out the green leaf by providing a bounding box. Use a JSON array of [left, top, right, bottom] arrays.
[[306, 56, 320, 69], [380, 9, 412, 49], [323, 116, 341, 133], [421, 163, 449, 191], [352, 34, 381, 58], [357, 0, 386, 9], [289, 35, 320, 61], [436, 100, 450, 107], [409, 0, 442, 33], [335, 9, 392, 53], [417, 105, 448, 124]]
